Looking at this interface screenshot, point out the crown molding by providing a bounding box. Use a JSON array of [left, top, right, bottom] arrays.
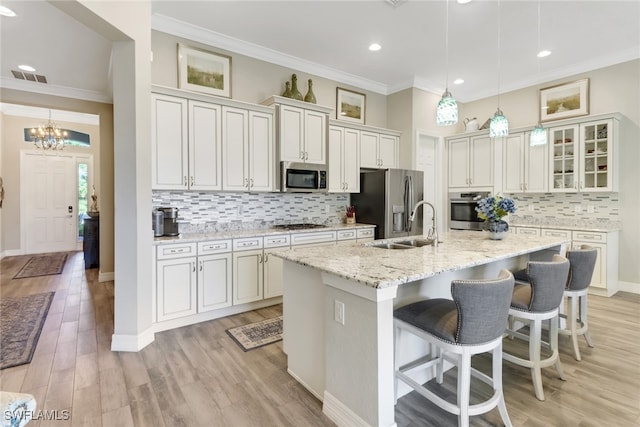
[[0, 103, 99, 125], [151, 13, 389, 95], [0, 77, 112, 104]]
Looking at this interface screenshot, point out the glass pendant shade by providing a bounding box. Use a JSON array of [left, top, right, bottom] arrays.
[[436, 90, 458, 126], [489, 108, 509, 137], [530, 123, 547, 146]]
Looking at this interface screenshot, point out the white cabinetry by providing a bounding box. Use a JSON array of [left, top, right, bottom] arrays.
[[232, 237, 264, 305], [222, 107, 275, 191], [156, 243, 198, 321], [262, 96, 333, 164], [263, 234, 290, 299], [151, 94, 222, 191], [360, 131, 399, 169], [503, 132, 548, 193], [197, 240, 233, 312], [328, 125, 360, 192], [448, 135, 493, 190], [549, 117, 618, 193]]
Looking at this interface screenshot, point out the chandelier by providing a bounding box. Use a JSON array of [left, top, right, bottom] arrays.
[[31, 110, 67, 150]]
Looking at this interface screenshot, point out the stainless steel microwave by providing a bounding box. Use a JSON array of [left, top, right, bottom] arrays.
[[281, 162, 327, 193]]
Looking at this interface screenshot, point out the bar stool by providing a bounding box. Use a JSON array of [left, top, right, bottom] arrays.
[[558, 245, 598, 361], [503, 255, 570, 401], [394, 270, 515, 427]]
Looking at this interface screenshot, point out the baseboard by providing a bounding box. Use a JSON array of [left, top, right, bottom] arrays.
[[322, 391, 396, 427], [98, 271, 114, 282], [1, 249, 24, 259], [287, 369, 323, 401], [111, 326, 155, 352], [617, 280, 640, 295]]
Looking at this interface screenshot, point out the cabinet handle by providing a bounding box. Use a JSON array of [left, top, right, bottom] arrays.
[[244, 177, 249, 188], [524, 183, 527, 191], [300, 151, 305, 160], [183, 176, 188, 187], [250, 178, 254, 188], [264, 253, 269, 263], [199, 261, 203, 271], [192, 262, 196, 272], [305, 152, 309, 160], [259, 253, 263, 263], [190, 176, 194, 187]]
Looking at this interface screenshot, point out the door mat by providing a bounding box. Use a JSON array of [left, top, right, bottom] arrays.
[[226, 316, 283, 352], [13, 253, 68, 279], [0, 292, 55, 370]]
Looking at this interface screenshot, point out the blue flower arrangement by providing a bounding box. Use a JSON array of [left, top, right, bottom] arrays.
[[475, 195, 516, 232]]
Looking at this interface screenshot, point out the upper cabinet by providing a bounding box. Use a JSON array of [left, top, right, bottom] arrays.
[[328, 125, 360, 193], [502, 132, 548, 193], [549, 117, 619, 193], [261, 96, 333, 165], [448, 135, 493, 190], [360, 130, 399, 169]]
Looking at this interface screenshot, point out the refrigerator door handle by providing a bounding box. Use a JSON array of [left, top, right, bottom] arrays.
[[404, 175, 413, 232]]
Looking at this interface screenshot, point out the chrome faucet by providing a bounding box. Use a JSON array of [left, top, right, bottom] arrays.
[[408, 200, 438, 247]]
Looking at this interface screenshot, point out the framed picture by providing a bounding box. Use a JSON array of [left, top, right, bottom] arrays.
[[539, 78, 589, 122], [178, 44, 231, 98], [336, 87, 366, 124]]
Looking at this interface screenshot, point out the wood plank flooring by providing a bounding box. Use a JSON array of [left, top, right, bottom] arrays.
[[1, 251, 639, 426]]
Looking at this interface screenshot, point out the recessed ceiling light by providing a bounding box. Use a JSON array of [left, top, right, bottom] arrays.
[[19, 64, 36, 72], [369, 43, 382, 52], [537, 50, 551, 58], [453, 78, 465, 85], [457, 0, 473, 4], [0, 6, 16, 17]]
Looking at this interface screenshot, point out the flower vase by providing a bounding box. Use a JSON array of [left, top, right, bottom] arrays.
[[290, 74, 303, 101], [486, 220, 509, 240], [488, 230, 508, 240]]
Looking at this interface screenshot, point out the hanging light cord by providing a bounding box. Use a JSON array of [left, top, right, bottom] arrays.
[[497, 0, 502, 110], [537, 0, 542, 124], [445, 0, 450, 92]]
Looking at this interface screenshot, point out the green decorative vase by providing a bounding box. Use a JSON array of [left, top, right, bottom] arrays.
[[281, 81, 292, 98], [304, 79, 317, 104], [290, 74, 303, 101]]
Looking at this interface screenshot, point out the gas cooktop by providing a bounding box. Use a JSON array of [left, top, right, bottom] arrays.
[[273, 223, 327, 230]]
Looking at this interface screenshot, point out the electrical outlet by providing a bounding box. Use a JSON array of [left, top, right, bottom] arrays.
[[334, 300, 345, 325], [574, 205, 582, 213], [237, 205, 243, 216], [528, 203, 535, 212], [325, 205, 331, 215]]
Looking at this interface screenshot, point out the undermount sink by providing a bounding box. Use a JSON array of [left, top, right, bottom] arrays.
[[369, 238, 436, 250], [370, 243, 415, 250]]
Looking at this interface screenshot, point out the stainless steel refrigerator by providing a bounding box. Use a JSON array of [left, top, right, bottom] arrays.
[[351, 168, 423, 240]]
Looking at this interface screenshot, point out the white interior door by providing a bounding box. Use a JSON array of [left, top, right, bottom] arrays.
[[22, 152, 77, 254], [415, 132, 442, 234]]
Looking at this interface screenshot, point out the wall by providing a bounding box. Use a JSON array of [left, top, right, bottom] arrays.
[[510, 193, 619, 222], [151, 30, 389, 128], [0, 89, 114, 275]]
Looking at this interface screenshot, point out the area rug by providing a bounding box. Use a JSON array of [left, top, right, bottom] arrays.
[[0, 292, 55, 370], [13, 253, 68, 279], [226, 316, 283, 352]]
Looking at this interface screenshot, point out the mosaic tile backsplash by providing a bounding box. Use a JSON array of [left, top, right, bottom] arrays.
[[508, 192, 619, 222], [152, 191, 351, 233]]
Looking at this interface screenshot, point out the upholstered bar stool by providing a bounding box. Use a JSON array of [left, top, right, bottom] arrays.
[[503, 254, 570, 401], [558, 245, 598, 361], [394, 270, 515, 427]]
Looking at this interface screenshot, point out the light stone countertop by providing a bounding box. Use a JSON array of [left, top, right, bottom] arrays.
[[509, 216, 620, 232], [152, 223, 375, 245], [271, 230, 568, 289]]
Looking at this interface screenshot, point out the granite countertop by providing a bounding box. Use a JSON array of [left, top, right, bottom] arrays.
[[271, 230, 568, 289], [509, 216, 621, 232], [153, 223, 375, 245]]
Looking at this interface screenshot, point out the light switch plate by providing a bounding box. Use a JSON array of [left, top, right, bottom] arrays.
[[334, 300, 345, 325]]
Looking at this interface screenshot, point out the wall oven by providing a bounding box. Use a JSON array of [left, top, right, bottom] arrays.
[[449, 192, 490, 230], [281, 162, 327, 192]]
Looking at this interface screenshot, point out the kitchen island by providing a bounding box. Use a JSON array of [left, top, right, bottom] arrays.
[[273, 230, 568, 427]]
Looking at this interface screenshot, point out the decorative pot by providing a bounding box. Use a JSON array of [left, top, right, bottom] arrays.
[[485, 220, 509, 240], [488, 230, 508, 240]]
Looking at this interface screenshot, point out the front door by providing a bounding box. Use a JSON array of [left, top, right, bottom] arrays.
[[22, 152, 77, 254]]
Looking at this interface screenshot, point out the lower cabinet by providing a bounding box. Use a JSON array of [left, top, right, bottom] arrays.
[[264, 248, 284, 299], [233, 249, 264, 305], [198, 253, 232, 312], [157, 257, 197, 322]]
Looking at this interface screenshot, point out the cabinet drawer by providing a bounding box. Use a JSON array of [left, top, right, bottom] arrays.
[[572, 231, 606, 243], [198, 239, 232, 255], [233, 237, 264, 251], [515, 227, 540, 236], [357, 228, 375, 239], [542, 229, 571, 239], [157, 243, 197, 260], [264, 234, 291, 248], [291, 231, 337, 246], [337, 229, 357, 241]]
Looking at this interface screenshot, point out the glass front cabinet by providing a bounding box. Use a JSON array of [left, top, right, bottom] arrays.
[[549, 117, 618, 193]]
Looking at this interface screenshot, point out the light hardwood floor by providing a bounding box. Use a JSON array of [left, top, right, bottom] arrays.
[[1, 251, 639, 426]]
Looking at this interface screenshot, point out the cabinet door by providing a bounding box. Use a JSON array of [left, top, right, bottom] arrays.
[[549, 125, 579, 192], [264, 249, 284, 299], [448, 137, 470, 188], [343, 128, 361, 192], [360, 131, 380, 168], [189, 100, 222, 191], [503, 134, 525, 193], [152, 94, 188, 190], [580, 119, 613, 192], [248, 111, 275, 191], [222, 106, 249, 191], [378, 134, 398, 168], [279, 105, 304, 162], [525, 133, 549, 193], [328, 126, 344, 192], [157, 257, 197, 321], [469, 136, 493, 187], [233, 249, 264, 305], [304, 110, 327, 164], [198, 253, 232, 312]]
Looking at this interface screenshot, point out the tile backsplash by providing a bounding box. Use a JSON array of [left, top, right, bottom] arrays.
[[152, 191, 350, 232], [508, 192, 619, 221]]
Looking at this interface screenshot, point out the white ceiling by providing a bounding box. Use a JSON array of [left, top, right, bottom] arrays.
[[1, 1, 639, 104]]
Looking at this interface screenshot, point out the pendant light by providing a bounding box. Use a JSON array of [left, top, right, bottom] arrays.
[[490, 0, 509, 137], [436, 0, 458, 126], [530, 1, 548, 146]]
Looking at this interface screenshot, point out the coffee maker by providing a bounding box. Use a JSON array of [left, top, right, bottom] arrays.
[[157, 207, 179, 236]]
